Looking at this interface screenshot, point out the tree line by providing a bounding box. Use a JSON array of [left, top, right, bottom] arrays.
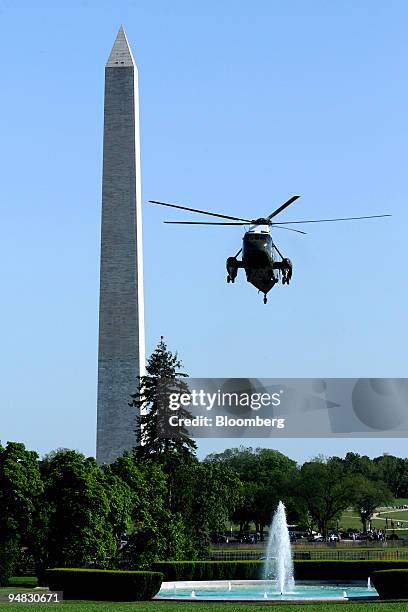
[[205, 446, 404, 538], [1, 339, 407, 583]]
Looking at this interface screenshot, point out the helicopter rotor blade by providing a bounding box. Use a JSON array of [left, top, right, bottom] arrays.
[[271, 225, 307, 235], [164, 220, 307, 234], [267, 195, 301, 221], [149, 200, 252, 223], [163, 221, 248, 225], [272, 214, 391, 225]]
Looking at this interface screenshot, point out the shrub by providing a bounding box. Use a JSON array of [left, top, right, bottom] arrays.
[[45, 568, 163, 601], [0, 541, 20, 586], [152, 561, 262, 581], [372, 569, 408, 599], [295, 560, 408, 580], [153, 560, 408, 582]]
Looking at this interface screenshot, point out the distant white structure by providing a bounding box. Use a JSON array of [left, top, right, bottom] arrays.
[[96, 27, 145, 464]]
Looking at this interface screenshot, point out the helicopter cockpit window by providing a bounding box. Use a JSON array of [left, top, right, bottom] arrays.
[[248, 234, 271, 242]]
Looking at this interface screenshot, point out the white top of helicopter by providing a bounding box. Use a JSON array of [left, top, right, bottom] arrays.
[[247, 224, 270, 234]]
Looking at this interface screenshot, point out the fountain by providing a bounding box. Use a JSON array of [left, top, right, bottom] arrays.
[[263, 500, 294, 593], [155, 500, 379, 601]]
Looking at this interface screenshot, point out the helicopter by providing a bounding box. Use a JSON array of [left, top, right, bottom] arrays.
[[149, 196, 391, 304]]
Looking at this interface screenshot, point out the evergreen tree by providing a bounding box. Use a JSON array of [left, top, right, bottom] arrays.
[[130, 337, 197, 460]]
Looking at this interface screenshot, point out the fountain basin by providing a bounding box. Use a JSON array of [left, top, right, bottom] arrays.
[[156, 580, 379, 601]]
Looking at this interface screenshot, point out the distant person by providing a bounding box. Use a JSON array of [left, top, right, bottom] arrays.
[[282, 258, 293, 284]]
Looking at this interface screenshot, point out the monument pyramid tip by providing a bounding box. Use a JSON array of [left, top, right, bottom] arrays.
[[106, 25, 136, 68]]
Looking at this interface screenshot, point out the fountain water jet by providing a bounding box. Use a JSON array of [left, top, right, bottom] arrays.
[[263, 501, 294, 593]]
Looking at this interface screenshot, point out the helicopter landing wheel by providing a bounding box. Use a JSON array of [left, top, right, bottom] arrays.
[[263, 295, 267, 304]]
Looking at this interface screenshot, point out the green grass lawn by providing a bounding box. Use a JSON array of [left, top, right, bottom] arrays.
[[377, 511, 408, 523], [338, 511, 387, 530], [327, 508, 408, 535], [1, 602, 408, 612], [6, 577, 38, 588]]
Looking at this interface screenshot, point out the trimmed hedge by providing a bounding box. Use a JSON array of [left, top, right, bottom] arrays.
[[295, 560, 408, 581], [152, 560, 408, 582], [152, 561, 262, 581], [372, 569, 408, 599], [45, 568, 163, 601]]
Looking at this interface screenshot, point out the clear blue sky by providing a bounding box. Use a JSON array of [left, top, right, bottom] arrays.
[[1, 0, 407, 463]]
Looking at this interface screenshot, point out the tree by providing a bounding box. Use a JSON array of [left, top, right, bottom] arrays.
[[99, 466, 135, 554], [374, 455, 408, 498], [35, 450, 116, 576], [298, 457, 355, 537], [109, 453, 192, 567], [186, 462, 242, 556], [205, 447, 259, 533], [251, 448, 300, 535], [352, 476, 393, 532], [342, 452, 379, 481], [0, 442, 43, 584], [130, 339, 198, 517], [128, 338, 245, 558], [130, 338, 197, 460], [205, 447, 298, 539]]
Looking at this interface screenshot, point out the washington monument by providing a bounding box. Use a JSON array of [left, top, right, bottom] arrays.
[[96, 26, 145, 464]]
